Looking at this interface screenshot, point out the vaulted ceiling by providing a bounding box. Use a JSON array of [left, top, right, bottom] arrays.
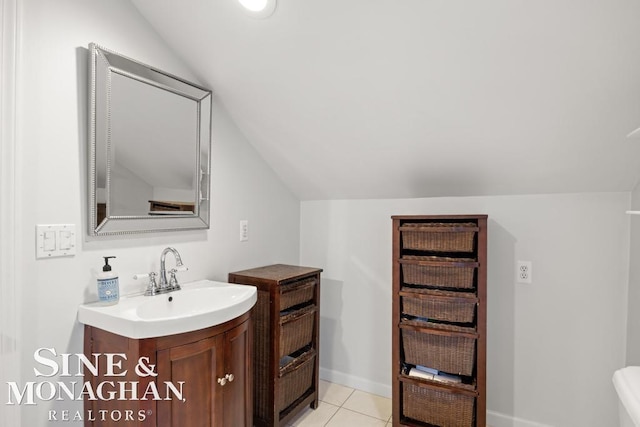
[[132, 0, 640, 200]]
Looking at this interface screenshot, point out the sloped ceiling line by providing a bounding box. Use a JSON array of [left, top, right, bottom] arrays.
[[132, 0, 640, 200]]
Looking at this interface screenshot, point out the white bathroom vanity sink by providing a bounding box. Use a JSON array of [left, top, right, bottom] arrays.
[[77, 279, 257, 339]]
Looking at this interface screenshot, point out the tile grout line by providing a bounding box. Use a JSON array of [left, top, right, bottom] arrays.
[[324, 388, 395, 425], [321, 387, 355, 426], [313, 382, 395, 426], [339, 388, 356, 408], [344, 390, 392, 422]]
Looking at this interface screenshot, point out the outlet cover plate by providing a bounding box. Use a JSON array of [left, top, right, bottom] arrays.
[[516, 260, 532, 284], [239, 220, 248, 242]]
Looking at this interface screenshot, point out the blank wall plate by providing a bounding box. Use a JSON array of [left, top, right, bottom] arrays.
[[36, 224, 76, 258], [516, 260, 532, 284]]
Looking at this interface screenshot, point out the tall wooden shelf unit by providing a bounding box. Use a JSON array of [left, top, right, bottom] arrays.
[[228, 264, 322, 427], [392, 215, 487, 427]]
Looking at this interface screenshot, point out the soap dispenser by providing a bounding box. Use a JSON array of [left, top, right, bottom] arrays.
[[97, 256, 119, 305]]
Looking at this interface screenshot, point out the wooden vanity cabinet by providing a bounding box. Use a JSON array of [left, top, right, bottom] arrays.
[[83, 311, 252, 427], [228, 264, 322, 427]]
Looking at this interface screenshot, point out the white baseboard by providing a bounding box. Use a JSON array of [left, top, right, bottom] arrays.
[[487, 410, 554, 427], [319, 367, 392, 399]]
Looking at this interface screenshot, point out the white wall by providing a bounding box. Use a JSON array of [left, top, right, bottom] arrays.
[[8, 2, 636, 427], [627, 183, 640, 365], [12, 0, 300, 425], [301, 192, 630, 427]]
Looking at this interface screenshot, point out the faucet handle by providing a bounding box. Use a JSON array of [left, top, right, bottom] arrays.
[[135, 272, 158, 295], [168, 266, 187, 288], [134, 271, 158, 282]]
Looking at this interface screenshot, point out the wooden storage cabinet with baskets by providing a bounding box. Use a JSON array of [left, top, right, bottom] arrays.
[[229, 264, 322, 427], [392, 215, 487, 427]]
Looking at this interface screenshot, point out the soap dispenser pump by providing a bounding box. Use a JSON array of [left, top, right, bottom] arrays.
[[97, 256, 119, 305]]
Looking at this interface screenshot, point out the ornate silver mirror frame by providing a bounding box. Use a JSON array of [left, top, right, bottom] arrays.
[[88, 43, 212, 236]]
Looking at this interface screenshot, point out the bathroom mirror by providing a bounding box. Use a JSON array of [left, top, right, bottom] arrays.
[[88, 43, 212, 236]]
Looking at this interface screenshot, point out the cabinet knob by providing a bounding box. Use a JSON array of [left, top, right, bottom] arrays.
[[217, 377, 227, 386], [226, 373, 235, 382]]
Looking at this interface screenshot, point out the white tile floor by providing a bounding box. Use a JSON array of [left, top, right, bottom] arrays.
[[286, 381, 495, 427], [286, 380, 393, 426]]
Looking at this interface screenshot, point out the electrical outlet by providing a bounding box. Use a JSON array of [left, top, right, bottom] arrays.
[[239, 220, 249, 242], [516, 261, 532, 284]]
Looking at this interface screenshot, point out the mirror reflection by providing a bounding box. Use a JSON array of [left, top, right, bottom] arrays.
[[89, 43, 212, 236]]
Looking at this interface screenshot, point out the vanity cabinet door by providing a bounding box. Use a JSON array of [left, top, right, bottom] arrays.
[[222, 319, 252, 427], [84, 312, 252, 427], [156, 335, 224, 427], [155, 319, 252, 427]]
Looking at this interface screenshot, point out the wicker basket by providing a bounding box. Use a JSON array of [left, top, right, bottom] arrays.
[[280, 305, 316, 357], [402, 328, 476, 376], [403, 382, 475, 427], [401, 289, 477, 324], [254, 291, 271, 420], [280, 278, 316, 311], [278, 350, 316, 411], [400, 222, 477, 252], [401, 256, 477, 289]]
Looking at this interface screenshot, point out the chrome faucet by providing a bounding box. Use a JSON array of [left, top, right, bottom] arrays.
[[134, 247, 188, 295], [159, 247, 185, 292]]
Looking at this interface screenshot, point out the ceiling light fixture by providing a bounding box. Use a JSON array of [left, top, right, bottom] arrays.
[[238, 0, 276, 18]]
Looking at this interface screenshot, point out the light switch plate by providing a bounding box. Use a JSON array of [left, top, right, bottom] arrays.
[[36, 224, 77, 258]]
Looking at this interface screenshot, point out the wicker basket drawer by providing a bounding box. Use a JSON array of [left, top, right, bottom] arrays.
[[402, 327, 476, 376], [278, 350, 316, 411], [280, 277, 317, 311], [402, 381, 475, 427], [401, 290, 477, 324], [401, 256, 477, 289], [400, 222, 478, 252], [280, 305, 316, 357]]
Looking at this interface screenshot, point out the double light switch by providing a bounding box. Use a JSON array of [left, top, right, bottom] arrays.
[[36, 224, 76, 258]]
